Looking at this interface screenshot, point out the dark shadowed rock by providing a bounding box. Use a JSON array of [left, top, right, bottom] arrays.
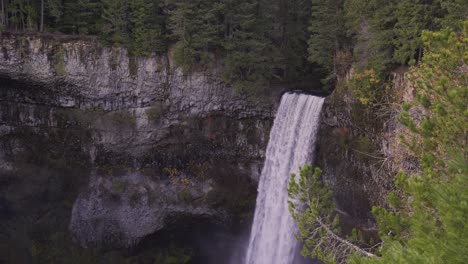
[[0, 34, 276, 251]]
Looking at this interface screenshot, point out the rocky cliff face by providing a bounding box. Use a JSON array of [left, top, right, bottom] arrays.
[[0, 33, 276, 258], [316, 70, 417, 232], [0, 32, 417, 263]]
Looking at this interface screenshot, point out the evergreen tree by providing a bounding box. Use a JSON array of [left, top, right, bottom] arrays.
[[308, 0, 346, 75], [169, 0, 223, 69], [273, 0, 312, 81], [288, 165, 376, 263], [344, 0, 447, 74], [366, 0, 398, 74], [350, 22, 468, 264], [222, 0, 276, 93], [289, 20, 467, 264], [7, 0, 28, 30], [101, 0, 128, 45], [128, 0, 166, 56], [437, 0, 468, 31], [61, 0, 102, 34], [393, 0, 440, 65], [44, 0, 63, 31]]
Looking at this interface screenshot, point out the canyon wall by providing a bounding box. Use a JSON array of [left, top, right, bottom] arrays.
[[0, 33, 418, 262], [0, 33, 276, 261]]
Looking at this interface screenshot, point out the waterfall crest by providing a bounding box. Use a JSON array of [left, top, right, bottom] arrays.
[[245, 93, 324, 264]]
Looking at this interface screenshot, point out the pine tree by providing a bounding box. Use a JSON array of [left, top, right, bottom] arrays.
[[437, 0, 468, 31], [169, 0, 223, 69], [44, 0, 63, 30], [272, 0, 312, 81], [222, 0, 276, 93], [288, 165, 376, 263], [308, 0, 346, 74], [350, 22, 468, 264], [393, 0, 440, 65], [61, 0, 102, 35], [7, 0, 27, 30], [101, 0, 129, 45], [128, 0, 167, 55]]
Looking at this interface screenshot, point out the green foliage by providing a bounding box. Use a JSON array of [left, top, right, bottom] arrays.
[[222, 0, 276, 93], [1, 0, 465, 93], [350, 22, 468, 264], [0, 0, 312, 93], [129, 0, 167, 56], [61, 0, 102, 35], [169, 0, 223, 70], [342, 0, 465, 75], [288, 165, 375, 263], [308, 0, 346, 74], [309, 0, 455, 81], [45, 0, 63, 29], [101, 0, 128, 45], [173, 41, 201, 71], [288, 165, 334, 261], [273, 0, 312, 81], [436, 0, 468, 31], [349, 69, 383, 106], [101, 0, 167, 56]]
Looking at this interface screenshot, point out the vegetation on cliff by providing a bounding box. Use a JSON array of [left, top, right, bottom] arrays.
[[288, 165, 377, 263], [1, 1, 466, 263], [289, 22, 467, 264], [0, 0, 311, 91], [2, 0, 465, 92]]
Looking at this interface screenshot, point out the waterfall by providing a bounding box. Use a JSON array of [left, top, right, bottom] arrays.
[[244, 93, 324, 264]]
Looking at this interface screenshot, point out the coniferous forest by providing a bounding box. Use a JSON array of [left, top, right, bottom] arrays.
[[0, 0, 465, 91], [0, 0, 466, 264]]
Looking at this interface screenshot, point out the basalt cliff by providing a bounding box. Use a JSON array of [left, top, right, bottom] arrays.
[[0, 33, 410, 263], [0, 33, 276, 262]]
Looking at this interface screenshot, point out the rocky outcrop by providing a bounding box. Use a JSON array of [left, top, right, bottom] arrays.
[[316, 70, 416, 230], [70, 173, 220, 249], [0, 33, 276, 252]]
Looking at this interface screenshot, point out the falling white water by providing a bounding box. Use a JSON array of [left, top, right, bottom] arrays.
[[244, 93, 324, 264]]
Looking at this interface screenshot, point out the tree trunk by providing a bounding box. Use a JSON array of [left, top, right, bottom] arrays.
[[317, 218, 376, 258], [40, 0, 44, 32]]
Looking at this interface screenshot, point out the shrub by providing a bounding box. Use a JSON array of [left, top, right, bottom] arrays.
[[349, 69, 383, 106]]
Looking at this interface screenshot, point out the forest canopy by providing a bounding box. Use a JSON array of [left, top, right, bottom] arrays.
[[1, 0, 466, 91]]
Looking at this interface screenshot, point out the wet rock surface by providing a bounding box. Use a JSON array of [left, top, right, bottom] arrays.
[[0, 33, 276, 257]]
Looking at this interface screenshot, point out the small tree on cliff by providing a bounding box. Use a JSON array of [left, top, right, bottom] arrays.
[[289, 22, 468, 264], [349, 21, 468, 264], [288, 165, 376, 264]]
